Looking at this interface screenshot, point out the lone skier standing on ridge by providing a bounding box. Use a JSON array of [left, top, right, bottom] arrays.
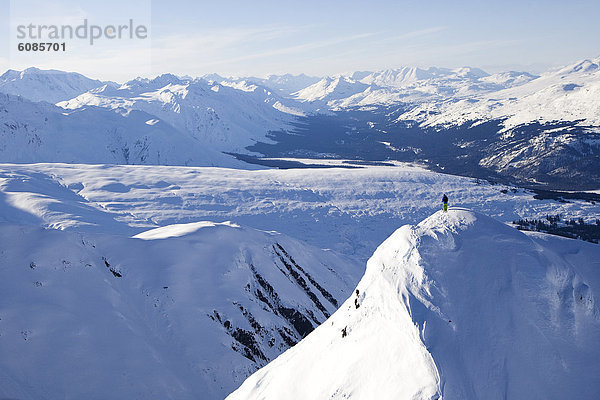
[[442, 194, 449, 212]]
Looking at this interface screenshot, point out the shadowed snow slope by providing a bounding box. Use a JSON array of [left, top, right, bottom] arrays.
[[227, 209, 600, 400], [0, 221, 360, 400]]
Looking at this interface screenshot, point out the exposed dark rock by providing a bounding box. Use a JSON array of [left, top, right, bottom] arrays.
[[273, 244, 330, 318], [274, 243, 338, 308]]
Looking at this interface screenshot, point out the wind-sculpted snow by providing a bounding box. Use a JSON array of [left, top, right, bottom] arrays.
[[227, 209, 600, 399], [0, 221, 359, 400]]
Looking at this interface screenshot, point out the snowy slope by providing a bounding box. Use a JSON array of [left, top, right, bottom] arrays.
[[292, 67, 538, 110], [293, 76, 371, 103], [397, 57, 600, 130], [0, 93, 247, 167], [0, 220, 360, 400], [2, 163, 599, 262], [1, 161, 599, 399], [227, 209, 600, 399], [219, 74, 321, 97], [58, 74, 304, 152], [0, 67, 107, 104]]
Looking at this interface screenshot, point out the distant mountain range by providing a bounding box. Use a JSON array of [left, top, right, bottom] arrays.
[[0, 67, 107, 103], [1, 58, 599, 189]]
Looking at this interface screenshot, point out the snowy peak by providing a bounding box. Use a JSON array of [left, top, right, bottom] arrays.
[[479, 70, 539, 87], [258, 73, 321, 95], [308, 64, 540, 109], [293, 76, 370, 103], [57, 72, 305, 153], [358, 66, 489, 88], [0, 67, 106, 104], [148, 73, 187, 87], [200, 73, 321, 97], [398, 56, 600, 130], [228, 209, 600, 399], [358, 66, 443, 86], [555, 57, 600, 75], [0, 92, 246, 167]]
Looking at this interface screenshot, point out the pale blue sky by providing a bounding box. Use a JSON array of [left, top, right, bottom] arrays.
[[1, 0, 599, 81]]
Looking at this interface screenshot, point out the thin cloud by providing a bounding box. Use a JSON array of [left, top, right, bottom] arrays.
[[0, 58, 9, 73], [152, 25, 314, 52], [150, 30, 383, 73], [211, 31, 383, 63], [381, 26, 447, 43]]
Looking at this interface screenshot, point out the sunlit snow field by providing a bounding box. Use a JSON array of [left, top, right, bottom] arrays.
[[1, 161, 600, 399], [1, 162, 598, 261]]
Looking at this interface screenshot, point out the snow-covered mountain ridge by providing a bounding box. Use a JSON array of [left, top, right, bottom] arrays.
[[0, 220, 360, 400], [388, 58, 600, 189], [397, 57, 600, 130], [3, 58, 597, 131], [0, 57, 599, 400], [0, 93, 247, 167], [0, 67, 109, 103], [58, 74, 306, 152], [243, 58, 600, 190], [227, 209, 600, 399], [1, 58, 599, 189], [0, 68, 308, 166]]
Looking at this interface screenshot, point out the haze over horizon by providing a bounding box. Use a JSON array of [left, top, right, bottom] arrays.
[[1, 0, 599, 82]]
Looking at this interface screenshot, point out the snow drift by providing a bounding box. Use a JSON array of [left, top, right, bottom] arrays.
[[227, 209, 600, 399]]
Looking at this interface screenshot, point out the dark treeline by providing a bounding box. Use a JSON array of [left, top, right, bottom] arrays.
[[513, 214, 600, 244]]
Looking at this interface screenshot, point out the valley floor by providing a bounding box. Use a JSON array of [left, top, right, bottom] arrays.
[[1, 161, 599, 261]]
